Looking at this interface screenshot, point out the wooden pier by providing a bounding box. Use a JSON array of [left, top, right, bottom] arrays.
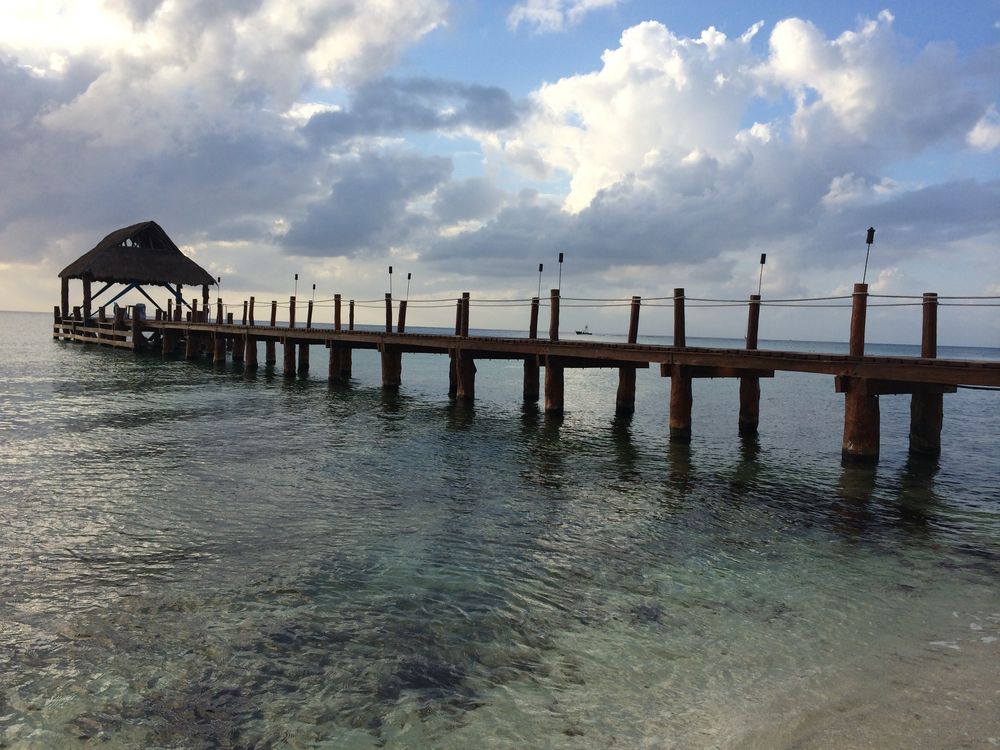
[[54, 284, 1000, 465]]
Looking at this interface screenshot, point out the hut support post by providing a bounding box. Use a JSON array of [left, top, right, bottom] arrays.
[[523, 297, 540, 401], [739, 294, 762, 435], [185, 330, 198, 360], [60, 278, 69, 319], [616, 295, 641, 414], [910, 293, 942, 457], [213, 332, 226, 364], [82, 278, 92, 322]]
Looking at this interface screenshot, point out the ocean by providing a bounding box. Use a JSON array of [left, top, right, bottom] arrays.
[[1, 310, 998, 748]]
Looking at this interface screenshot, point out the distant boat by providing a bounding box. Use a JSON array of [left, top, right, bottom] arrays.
[[576, 325, 592, 335]]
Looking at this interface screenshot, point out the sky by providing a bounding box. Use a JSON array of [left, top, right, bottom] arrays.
[[1, 0, 999, 345]]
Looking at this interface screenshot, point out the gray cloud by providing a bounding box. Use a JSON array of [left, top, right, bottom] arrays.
[[432, 177, 507, 223], [304, 77, 525, 145], [281, 150, 452, 255]]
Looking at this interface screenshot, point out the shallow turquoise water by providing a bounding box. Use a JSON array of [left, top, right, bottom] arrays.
[[1, 311, 998, 747]]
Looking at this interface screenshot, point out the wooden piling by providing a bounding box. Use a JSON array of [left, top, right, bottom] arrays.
[[523, 297, 540, 401], [668, 365, 693, 443], [910, 293, 942, 456], [213, 333, 226, 363], [265, 339, 276, 366], [461, 293, 470, 337], [283, 339, 296, 377], [298, 341, 309, 373], [161, 328, 175, 356], [249, 297, 255, 326], [185, 330, 197, 360], [216, 299, 223, 325], [455, 351, 476, 402], [242, 300, 248, 326], [454, 299, 463, 336], [842, 387, 880, 464], [544, 356, 565, 413], [334, 295, 342, 331], [232, 333, 244, 363], [349, 300, 355, 331], [669, 290, 692, 441], [549, 289, 560, 340], [245, 335, 258, 369], [381, 346, 402, 389], [289, 296, 296, 328], [616, 295, 641, 414], [306, 300, 314, 329], [60, 278, 69, 319], [841, 283, 878, 462], [385, 294, 393, 333], [167, 299, 173, 321], [397, 300, 407, 333], [739, 294, 762, 435], [270, 301, 277, 327]]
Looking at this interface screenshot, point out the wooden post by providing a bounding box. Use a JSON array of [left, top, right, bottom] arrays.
[[454, 299, 463, 336], [270, 301, 277, 327], [341, 346, 352, 378], [455, 351, 476, 402], [739, 294, 762, 435], [185, 330, 197, 360], [242, 300, 248, 326], [334, 294, 342, 331], [397, 300, 407, 333], [849, 283, 868, 357], [616, 296, 641, 414], [384, 294, 393, 333], [289, 296, 296, 328], [449, 351, 458, 398], [166, 299, 172, 322], [216, 299, 223, 325], [668, 365, 693, 443], [227, 312, 234, 324], [523, 297, 541, 401], [130, 312, 142, 351], [249, 297, 255, 326], [60, 277, 69, 319], [349, 299, 355, 331], [298, 341, 309, 373], [213, 333, 226, 363], [306, 300, 314, 329], [82, 278, 92, 321], [265, 339, 276, 365], [174, 301, 182, 322], [99, 307, 107, 322], [162, 328, 175, 356], [202, 284, 209, 309], [842, 387, 880, 464], [910, 293, 942, 457], [549, 289, 560, 340], [283, 339, 296, 377], [245, 335, 258, 369], [544, 356, 564, 413], [668, 289, 692, 441], [461, 293, 470, 337], [381, 346, 402, 389], [232, 333, 244, 362], [673, 288, 685, 347]]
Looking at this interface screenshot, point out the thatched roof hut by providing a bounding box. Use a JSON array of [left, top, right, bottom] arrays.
[[59, 221, 215, 287]]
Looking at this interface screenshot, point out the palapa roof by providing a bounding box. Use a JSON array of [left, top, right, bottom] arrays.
[[58, 221, 216, 287]]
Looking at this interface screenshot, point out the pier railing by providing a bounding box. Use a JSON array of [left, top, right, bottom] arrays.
[[54, 285, 999, 465]]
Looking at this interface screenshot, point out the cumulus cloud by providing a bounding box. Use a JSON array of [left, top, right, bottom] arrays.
[[968, 106, 1000, 151], [507, 0, 620, 33]]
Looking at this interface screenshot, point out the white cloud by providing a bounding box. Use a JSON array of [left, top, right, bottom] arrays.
[[968, 106, 1000, 151], [507, 0, 620, 33]]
